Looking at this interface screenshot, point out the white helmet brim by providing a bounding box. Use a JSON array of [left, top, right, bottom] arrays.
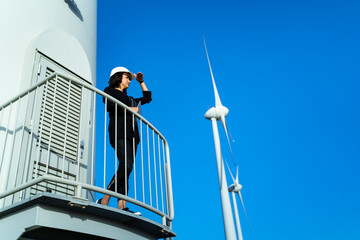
[[110, 66, 134, 80]]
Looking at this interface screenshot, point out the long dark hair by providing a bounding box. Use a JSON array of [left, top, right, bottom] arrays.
[[108, 72, 124, 88]]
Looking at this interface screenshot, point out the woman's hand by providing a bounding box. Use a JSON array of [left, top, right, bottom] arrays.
[[130, 107, 139, 113], [135, 72, 144, 83], [135, 72, 149, 91]]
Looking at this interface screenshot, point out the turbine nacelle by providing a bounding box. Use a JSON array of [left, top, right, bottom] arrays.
[[226, 164, 253, 236], [204, 105, 229, 120], [228, 182, 243, 193]]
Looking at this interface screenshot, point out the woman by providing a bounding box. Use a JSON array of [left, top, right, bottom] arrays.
[[98, 66, 152, 213]]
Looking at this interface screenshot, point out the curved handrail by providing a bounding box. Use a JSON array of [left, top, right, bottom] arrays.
[[0, 72, 167, 143]]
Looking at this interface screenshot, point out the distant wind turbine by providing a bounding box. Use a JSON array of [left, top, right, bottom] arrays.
[[226, 162, 253, 240], [203, 35, 237, 240]]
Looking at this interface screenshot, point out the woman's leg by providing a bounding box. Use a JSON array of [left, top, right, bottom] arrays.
[[115, 140, 134, 209], [118, 199, 126, 209], [100, 175, 117, 205], [101, 195, 111, 205], [104, 139, 135, 209]]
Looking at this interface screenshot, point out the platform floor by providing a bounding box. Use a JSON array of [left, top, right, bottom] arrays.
[[0, 192, 175, 240]]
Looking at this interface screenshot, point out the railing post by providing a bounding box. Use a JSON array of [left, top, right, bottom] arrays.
[[45, 74, 59, 175], [76, 85, 84, 182], [162, 215, 166, 226], [115, 103, 118, 194], [132, 114, 136, 200], [147, 125, 152, 206], [34, 81, 49, 181], [21, 86, 40, 199], [91, 92, 96, 186], [162, 141, 168, 214], [153, 130, 158, 209], [140, 119, 145, 203], [103, 98, 107, 189], [164, 141, 174, 220], [61, 79, 73, 178], [124, 108, 127, 196], [12, 95, 28, 203], [158, 135, 164, 212], [0, 102, 13, 174], [75, 184, 83, 199]]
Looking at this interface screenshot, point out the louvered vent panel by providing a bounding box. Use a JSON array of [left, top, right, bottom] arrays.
[[37, 68, 82, 162], [31, 163, 76, 196]]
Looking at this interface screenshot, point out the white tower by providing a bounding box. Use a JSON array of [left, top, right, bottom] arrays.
[[0, 0, 97, 196], [0, 0, 96, 101], [0, 1, 175, 239]]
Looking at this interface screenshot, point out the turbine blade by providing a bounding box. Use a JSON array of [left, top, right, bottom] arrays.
[[220, 114, 236, 165], [236, 166, 239, 182], [225, 158, 235, 182], [202, 34, 222, 107], [227, 121, 235, 143], [237, 191, 253, 234]]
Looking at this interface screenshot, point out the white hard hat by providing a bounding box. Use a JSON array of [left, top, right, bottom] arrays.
[[110, 66, 134, 80]]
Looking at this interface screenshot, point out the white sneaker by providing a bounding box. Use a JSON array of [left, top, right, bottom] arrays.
[[123, 207, 142, 216]]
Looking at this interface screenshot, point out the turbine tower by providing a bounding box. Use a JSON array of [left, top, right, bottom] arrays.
[[203, 36, 237, 240]]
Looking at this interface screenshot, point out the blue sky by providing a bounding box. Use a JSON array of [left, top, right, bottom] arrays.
[[97, 1, 360, 239]]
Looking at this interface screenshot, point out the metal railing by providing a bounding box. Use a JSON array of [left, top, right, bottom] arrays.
[[0, 72, 174, 228]]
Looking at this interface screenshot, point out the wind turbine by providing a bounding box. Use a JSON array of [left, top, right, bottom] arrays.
[[226, 163, 252, 240], [203, 36, 237, 240]]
